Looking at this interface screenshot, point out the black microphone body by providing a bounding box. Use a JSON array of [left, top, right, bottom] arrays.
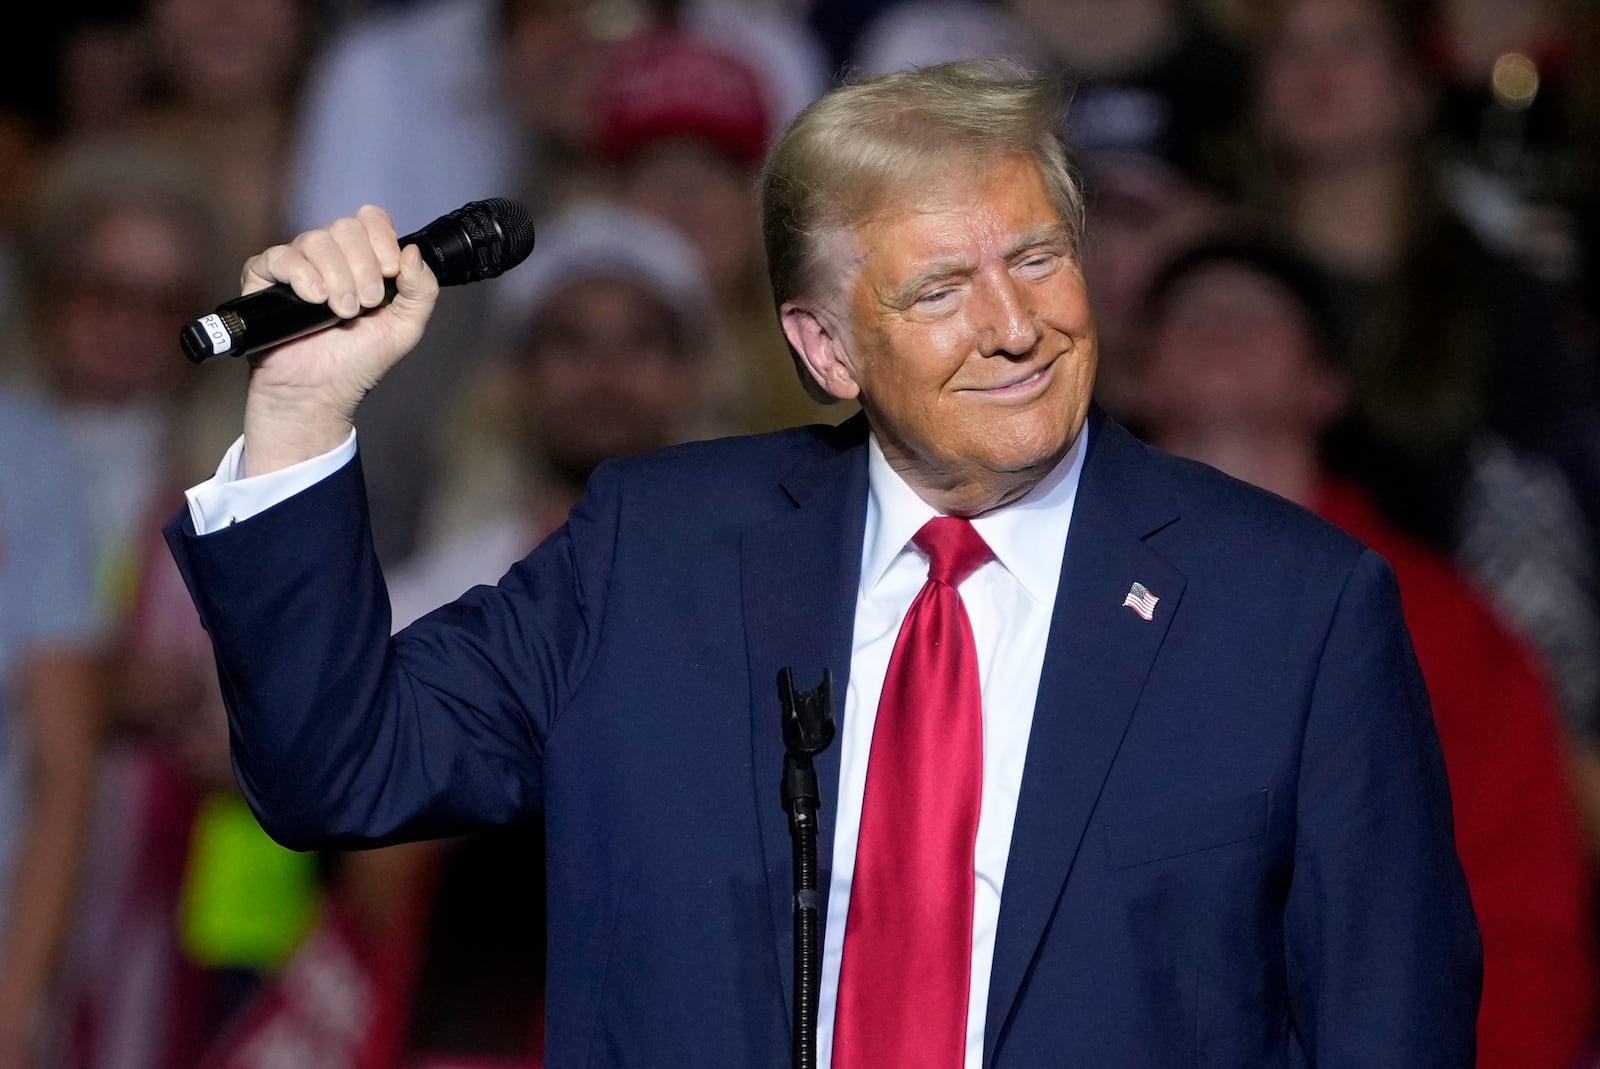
[[181, 198, 535, 364]]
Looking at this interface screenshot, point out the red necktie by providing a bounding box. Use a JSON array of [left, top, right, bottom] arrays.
[[833, 516, 990, 1069]]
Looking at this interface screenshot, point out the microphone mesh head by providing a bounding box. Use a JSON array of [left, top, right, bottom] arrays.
[[409, 198, 537, 286], [471, 197, 536, 277]]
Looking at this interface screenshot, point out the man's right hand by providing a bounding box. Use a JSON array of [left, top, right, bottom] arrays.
[[239, 205, 440, 477]]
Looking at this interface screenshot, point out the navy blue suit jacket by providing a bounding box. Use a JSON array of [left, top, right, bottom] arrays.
[[166, 410, 1481, 1067]]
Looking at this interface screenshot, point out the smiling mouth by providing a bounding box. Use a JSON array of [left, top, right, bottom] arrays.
[[964, 358, 1057, 398]]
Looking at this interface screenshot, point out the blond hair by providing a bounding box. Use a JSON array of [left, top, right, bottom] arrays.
[[760, 60, 1083, 402]]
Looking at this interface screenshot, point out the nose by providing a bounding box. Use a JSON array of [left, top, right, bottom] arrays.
[[974, 268, 1039, 358]]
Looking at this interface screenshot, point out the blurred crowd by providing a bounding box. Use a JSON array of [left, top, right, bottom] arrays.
[[0, 0, 1596, 1065]]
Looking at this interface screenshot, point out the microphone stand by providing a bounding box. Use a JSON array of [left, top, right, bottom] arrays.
[[778, 668, 835, 1069]]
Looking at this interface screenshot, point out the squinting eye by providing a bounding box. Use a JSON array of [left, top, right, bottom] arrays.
[[1019, 253, 1059, 274], [916, 288, 956, 307]]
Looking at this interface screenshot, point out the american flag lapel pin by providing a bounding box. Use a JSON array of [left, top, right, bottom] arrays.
[[1122, 581, 1159, 621]]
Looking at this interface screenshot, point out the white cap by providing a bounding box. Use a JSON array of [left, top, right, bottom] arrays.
[[489, 201, 714, 348]]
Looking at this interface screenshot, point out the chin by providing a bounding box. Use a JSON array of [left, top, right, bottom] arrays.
[[986, 416, 1078, 473]]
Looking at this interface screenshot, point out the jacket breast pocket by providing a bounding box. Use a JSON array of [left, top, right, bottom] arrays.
[[1104, 789, 1270, 870]]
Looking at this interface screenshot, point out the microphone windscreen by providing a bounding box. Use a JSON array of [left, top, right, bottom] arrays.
[[406, 198, 536, 287]]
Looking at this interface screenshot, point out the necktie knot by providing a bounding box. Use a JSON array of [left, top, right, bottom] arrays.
[[914, 517, 993, 588]]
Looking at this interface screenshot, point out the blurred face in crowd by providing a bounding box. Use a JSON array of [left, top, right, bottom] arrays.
[[1079, 156, 1219, 370], [512, 275, 703, 484], [59, 19, 151, 134], [1258, 0, 1429, 165], [787, 154, 1097, 515], [1139, 261, 1345, 437], [620, 139, 760, 300], [149, 0, 305, 110], [500, 0, 623, 150], [47, 203, 199, 407]]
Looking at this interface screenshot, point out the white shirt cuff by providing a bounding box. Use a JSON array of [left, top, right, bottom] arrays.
[[184, 431, 358, 534]]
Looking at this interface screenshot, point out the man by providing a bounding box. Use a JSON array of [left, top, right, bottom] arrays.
[[589, 28, 833, 434], [166, 62, 1481, 1066]]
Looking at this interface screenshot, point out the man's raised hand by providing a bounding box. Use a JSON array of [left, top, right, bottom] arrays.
[[239, 205, 440, 476]]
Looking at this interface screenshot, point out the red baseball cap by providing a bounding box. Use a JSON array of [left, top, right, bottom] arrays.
[[591, 31, 772, 166]]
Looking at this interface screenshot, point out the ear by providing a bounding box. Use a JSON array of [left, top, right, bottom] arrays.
[[780, 301, 861, 401]]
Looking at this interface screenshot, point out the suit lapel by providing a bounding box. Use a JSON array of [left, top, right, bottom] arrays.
[[983, 415, 1187, 1067], [741, 415, 870, 1037]]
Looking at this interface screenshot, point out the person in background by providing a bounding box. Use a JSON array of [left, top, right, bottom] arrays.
[[7, 138, 316, 1069], [1002, 0, 1250, 187], [0, 6, 147, 375], [138, 0, 311, 254], [0, 391, 102, 1069], [3, 141, 212, 608], [1251, 0, 1598, 474], [285, 0, 660, 566], [9, 138, 238, 613], [1065, 78, 1236, 417], [288, 0, 656, 241], [1133, 237, 1597, 1069], [680, 0, 831, 141], [1252, 0, 1600, 745], [409, 202, 722, 582], [590, 28, 837, 434]]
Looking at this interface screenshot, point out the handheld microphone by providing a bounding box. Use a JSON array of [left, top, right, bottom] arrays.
[[180, 197, 536, 364]]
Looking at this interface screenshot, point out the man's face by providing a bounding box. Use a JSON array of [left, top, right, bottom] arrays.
[[1258, 0, 1426, 166], [51, 205, 197, 406], [811, 155, 1097, 512], [514, 276, 702, 482]]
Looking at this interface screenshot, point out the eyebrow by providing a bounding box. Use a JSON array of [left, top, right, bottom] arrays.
[[886, 224, 1073, 308], [1009, 223, 1073, 256]]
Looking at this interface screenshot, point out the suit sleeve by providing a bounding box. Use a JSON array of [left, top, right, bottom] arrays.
[[1284, 549, 1483, 1066], [163, 451, 620, 850]]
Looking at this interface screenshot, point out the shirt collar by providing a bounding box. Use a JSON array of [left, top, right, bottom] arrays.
[[861, 420, 1089, 607]]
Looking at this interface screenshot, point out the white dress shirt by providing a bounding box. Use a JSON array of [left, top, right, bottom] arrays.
[[184, 424, 1088, 1066]]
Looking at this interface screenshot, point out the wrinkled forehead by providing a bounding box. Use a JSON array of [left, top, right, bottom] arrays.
[[824, 155, 1068, 290]]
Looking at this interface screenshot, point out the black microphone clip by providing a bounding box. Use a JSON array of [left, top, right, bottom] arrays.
[[779, 669, 835, 761], [779, 668, 834, 811]]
